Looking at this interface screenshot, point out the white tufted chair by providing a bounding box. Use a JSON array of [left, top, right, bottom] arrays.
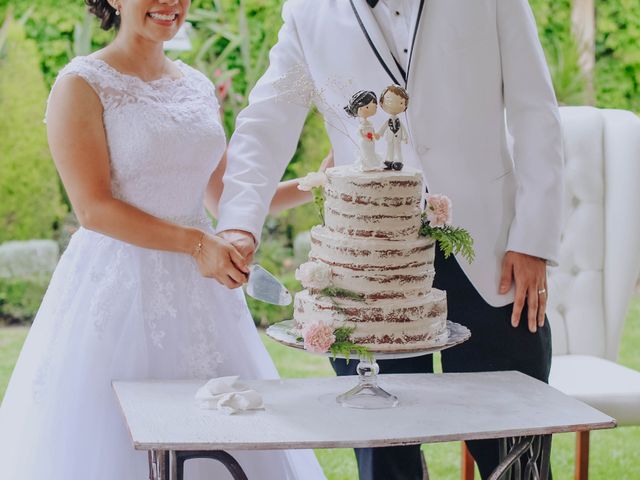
[[547, 106, 640, 479], [461, 106, 640, 480]]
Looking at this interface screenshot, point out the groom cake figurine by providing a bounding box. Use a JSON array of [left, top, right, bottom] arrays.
[[377, 84, 408, 171], [216, 1, 564, 479]]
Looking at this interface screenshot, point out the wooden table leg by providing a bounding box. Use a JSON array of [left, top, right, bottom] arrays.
[[576, 430, 590, 480], [461, 442, 475, 480]]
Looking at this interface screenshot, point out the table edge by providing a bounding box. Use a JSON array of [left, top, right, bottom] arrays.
[[131, 420, 616, 451]]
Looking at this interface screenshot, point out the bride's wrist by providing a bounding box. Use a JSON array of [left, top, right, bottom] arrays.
[[178, 228, 204, 257]]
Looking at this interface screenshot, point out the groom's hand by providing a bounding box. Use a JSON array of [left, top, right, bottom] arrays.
[[499, 251, 547, 334], [217, 229, 256, 265]]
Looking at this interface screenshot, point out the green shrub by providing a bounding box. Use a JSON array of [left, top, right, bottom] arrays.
[[0, 19, 66, 242], [0, 275, 50, 324]]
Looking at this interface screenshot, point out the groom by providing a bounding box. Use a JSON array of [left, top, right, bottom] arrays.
[[217, 1, 564, 478]]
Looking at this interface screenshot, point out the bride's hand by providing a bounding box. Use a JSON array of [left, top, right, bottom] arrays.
[[319, 149, 334, 172], [194, 234, 249, 289]]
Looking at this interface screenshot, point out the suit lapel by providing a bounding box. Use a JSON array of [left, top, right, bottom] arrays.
[[349, 0, 405, 86], [406, 0, 426, 84]]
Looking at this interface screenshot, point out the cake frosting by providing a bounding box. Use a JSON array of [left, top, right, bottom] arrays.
[[294, 166, 449, 352]]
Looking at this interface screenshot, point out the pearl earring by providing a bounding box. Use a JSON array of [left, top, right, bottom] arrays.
[[115, 9, 120, 16]]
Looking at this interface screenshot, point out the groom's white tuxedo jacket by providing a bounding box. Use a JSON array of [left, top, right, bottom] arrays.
[[217, 0, 564, 307]]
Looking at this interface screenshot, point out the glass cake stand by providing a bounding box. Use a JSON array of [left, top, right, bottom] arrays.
[[266, 320, 471, 409]]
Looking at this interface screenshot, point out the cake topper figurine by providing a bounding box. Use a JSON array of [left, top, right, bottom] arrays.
[[377, 85, 409, 171], [344, 90, 382, 171]]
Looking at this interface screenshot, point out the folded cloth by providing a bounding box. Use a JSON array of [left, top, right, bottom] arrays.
[[195, 376, 264, 415]]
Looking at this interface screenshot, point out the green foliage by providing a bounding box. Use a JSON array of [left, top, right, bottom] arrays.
[[0, 1, 113, 88], [595, 0, 640, 112], [0, 275, 50, 324], [312, 187, 325, 225], [529, 0, 588, 106], [277, 111, 332, 239], [184, 0, 284, 135], [330, 341, 372, 363], [420, 218, 475, 264], [319, 287, 365, 302], [333, 326, 354, 344], [529, 0, 640, 113], [329, 326, 373, 362], [0, 19, 66, 242]]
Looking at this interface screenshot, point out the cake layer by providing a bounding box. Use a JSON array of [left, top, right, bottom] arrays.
[[293, 289, 448, 351], [294, 288, 447, 324], [309, 227, 435, 299], [328, 264, 435, 300], [310, 226, 435, 270], [324, 166, 423, 239]]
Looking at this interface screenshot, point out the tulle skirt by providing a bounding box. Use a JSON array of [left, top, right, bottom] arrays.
[[0, 227, 326, 480]]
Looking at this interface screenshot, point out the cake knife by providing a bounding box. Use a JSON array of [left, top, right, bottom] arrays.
[[244, 264, 293, 306]]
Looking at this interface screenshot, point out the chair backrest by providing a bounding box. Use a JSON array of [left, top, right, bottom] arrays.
[[548, 107, 640, 360]]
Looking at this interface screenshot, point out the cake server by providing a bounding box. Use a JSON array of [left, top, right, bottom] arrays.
[[244, 264, 292, 306]]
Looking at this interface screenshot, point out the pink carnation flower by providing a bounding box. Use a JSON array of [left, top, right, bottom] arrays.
[[425, 194, 452, 227], [303, 322, 336, 353]]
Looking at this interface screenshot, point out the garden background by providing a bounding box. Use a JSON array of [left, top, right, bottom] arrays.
[[0, 0, 639, 478]]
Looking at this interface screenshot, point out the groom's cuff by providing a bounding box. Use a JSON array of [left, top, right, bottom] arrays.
[[215, 219, 262, 248]]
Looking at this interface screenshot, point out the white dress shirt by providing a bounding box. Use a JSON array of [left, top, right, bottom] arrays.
[[370, 0, 419, 73]]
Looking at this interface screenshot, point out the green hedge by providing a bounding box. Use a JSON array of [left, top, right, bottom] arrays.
[[0, 275, 50, 324], [0, 20, 66, 243]]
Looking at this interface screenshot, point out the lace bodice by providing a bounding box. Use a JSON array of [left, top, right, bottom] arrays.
[[47, 56, 226, 224]]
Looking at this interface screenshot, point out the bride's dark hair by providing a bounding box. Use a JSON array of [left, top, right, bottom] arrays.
[[85, 0, 120, 31]]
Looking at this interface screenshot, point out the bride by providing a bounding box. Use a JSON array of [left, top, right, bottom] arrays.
[[0, 0, 328, 478]]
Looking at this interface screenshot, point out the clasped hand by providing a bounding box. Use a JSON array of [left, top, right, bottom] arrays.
[[194, 233, 252, 289]]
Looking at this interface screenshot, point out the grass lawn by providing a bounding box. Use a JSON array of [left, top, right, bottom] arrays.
[[1, 298, 639, 479]]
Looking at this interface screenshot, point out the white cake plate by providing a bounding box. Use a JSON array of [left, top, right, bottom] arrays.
[[266, 320, 471, 409]]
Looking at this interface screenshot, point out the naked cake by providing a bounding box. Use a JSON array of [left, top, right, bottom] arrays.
[[293, 166, 449, 352]]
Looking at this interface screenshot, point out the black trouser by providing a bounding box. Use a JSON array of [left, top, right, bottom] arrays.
[[331, 247, 552, 480]]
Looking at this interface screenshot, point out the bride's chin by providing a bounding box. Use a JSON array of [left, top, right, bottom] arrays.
[[144, 30, 179, 43]]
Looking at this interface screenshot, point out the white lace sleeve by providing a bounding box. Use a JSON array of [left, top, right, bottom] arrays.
[[44, 57, 109, 124]]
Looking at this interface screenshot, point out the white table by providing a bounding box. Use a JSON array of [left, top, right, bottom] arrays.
[[113, 371, 615, 480]]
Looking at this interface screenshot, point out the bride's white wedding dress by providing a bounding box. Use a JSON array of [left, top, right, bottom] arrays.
[[0, 56, 326, 480]]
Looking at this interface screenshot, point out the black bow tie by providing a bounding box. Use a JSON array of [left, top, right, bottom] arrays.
[[367, 0, 379, 7]]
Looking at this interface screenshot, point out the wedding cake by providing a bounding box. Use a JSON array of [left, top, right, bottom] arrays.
[[293, 166, 448, 352]]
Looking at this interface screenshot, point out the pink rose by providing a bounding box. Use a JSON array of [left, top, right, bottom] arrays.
[[425, 194, 452, 227], [303, 322, 336, 353]]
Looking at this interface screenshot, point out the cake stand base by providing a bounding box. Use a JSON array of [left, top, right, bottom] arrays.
[[265, 320, 471, 409], [336, 358, 399, 409]]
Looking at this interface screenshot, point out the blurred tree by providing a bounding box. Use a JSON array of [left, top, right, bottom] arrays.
[[571, 0, 596, 104]]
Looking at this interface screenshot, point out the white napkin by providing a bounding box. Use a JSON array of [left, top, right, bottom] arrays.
[[195, 376, 264, 415]]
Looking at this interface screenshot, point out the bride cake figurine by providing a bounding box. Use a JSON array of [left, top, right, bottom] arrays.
[[344, 90, 382, 171], [377, 85, 409, 171]]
